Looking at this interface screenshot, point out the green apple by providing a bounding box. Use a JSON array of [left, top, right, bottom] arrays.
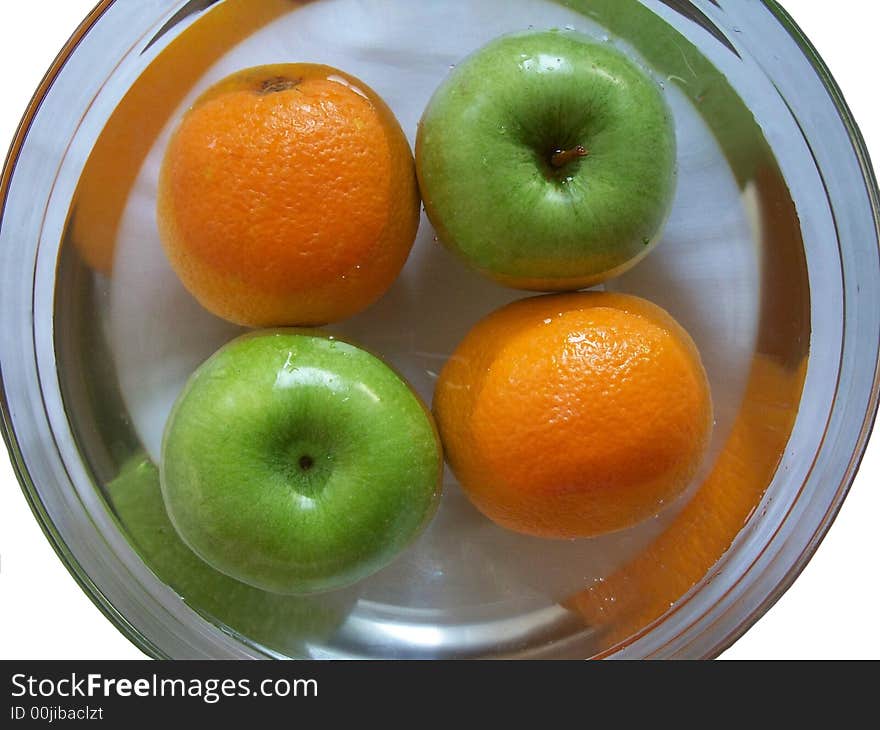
[[416, 30, 677, 290], [108, 455, 355, 655], [160, 331, 442, 595]]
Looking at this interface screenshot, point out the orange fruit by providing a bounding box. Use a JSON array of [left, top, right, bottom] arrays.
[[157, 63, 420, 326], [71, 0, 292, 274], [433, 292, 713, 539]]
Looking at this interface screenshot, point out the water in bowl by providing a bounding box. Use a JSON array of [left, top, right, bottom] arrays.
[[55, 0, 809, 658]]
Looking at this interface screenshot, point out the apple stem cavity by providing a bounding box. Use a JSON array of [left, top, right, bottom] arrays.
[[550, 145, 589, 169], [298, 455, 315, 472]]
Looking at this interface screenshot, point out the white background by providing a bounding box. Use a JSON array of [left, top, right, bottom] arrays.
[[0, 0, 876, 660]]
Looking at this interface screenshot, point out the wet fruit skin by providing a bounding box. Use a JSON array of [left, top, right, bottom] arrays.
[[416, 30, 677, 291], [157, 63, 420, 327], [160, 330, 443, 595], [433, 292, 713, 539]]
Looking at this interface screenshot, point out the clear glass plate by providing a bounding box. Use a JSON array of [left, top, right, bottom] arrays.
[[1, 0, 878, 658]]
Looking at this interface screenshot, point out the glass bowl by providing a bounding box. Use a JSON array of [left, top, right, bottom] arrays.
[[1, 0, 878, 659]]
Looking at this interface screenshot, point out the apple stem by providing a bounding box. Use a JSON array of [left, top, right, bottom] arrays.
[[551, 146, 589, 169]]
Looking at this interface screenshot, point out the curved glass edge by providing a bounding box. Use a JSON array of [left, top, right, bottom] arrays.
[[696, 0, 880, 658], [0, 407, 169, 659], [610, 0, 880, 659], [0, 0, 170, 661]]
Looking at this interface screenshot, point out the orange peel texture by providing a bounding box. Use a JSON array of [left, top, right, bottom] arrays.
[[434, 292, 714, 539]]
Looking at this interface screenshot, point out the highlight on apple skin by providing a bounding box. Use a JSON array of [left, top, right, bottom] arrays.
[[416, 29, 677, 291], [160, 330, 443, 596]]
